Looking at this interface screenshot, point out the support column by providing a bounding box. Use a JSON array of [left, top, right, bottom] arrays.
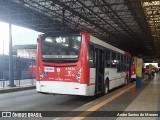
[[8, 23, 15, 87]]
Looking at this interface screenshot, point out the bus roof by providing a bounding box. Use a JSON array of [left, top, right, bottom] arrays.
[[90, 35, 126, 55]]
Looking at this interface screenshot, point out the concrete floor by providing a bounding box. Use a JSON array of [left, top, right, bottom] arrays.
[[83, 73, 160, 120], [116, 73, 160, 120]]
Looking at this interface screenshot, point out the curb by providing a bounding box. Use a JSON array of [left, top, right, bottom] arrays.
[[0, 86, 36, 94]]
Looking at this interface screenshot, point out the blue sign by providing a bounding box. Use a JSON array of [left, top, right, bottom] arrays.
[[44, 72, 48, 76]]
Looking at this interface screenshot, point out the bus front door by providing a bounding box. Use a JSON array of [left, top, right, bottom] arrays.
[[95, 48, 104, 94]]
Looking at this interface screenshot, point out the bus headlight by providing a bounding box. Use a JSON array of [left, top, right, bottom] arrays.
[[75, 68, 81, 82]]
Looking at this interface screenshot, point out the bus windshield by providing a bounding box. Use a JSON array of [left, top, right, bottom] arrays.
[[41, 35, 81, 61]]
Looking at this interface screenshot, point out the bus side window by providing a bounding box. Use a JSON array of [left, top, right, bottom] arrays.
[[125, 56, 129, 71], [117, 53, 121, 72], [126, 57, 129, 70], [121, 55, 124, 71], [124, 56, 127, 71], [105, 49, 111, 67], [89, 43, 95, 68], [111, 52, 117, 68]]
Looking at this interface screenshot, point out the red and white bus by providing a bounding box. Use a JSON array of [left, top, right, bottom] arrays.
[[36, 33, 131, 96], [28, 61, 36, 78]]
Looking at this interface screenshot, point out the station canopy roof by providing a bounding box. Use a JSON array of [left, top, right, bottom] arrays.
[[0, 0, 159, 62]]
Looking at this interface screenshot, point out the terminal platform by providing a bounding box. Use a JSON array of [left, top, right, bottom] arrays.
[[0, 79, 35, 94], [56, 73, 160, 120]]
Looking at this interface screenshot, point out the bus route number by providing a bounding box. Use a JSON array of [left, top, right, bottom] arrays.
[[66, 67, 75, 71]]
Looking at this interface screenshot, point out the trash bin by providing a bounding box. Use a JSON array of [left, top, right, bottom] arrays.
[[136, 76, 142, 88]]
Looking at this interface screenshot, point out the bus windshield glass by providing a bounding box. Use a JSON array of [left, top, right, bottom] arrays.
[[41, 35, 81, 61]]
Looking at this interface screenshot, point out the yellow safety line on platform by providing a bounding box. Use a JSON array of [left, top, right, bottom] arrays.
[[71, 84, 136, 120]]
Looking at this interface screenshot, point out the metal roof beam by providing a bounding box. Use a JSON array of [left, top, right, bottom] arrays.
[[51, 0, 110, 34]]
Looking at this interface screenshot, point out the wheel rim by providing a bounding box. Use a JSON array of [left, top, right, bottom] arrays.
[[105, 84, 108, 93], [125, 78, 128, 85]]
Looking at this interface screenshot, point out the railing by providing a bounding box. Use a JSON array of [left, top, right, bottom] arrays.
[[0, 79, 35, 88]]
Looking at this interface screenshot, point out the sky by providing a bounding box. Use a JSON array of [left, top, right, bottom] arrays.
[[0, 21, 42, 55]]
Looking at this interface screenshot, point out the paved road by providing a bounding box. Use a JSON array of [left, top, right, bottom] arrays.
[[0, 89, 97, 111], [0, 89, 99, 120], [0, 82, 137, 120]]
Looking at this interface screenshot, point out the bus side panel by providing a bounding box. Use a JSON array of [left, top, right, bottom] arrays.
[[80, 33, 96, 96], [36, 35, 42, 81], [80, 33, 90, 85], [105, 68, 117, 89], [118, 72, 127, 86], [105, 68, 127, 90], [89, 68, 96, 95]]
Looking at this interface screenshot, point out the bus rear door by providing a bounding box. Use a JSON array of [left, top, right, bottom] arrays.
[[95, 48, 105, 94]]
